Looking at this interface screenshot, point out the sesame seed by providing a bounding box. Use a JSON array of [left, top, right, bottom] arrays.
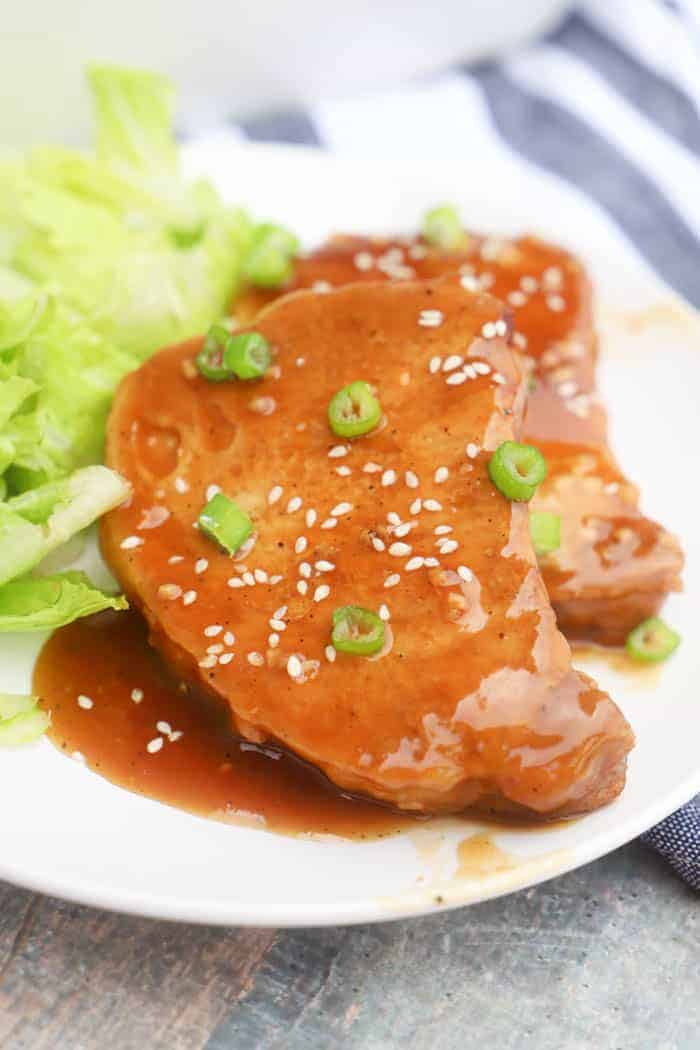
[[77, 694, 93, 710], [295, 536, 308, 554], [547, 294, 566, 312], [169, 731, 184, 742], [287, 496, 302, 513], [405, 556, 425, 571], [299, 562, 312, 578], [328, 445, 348, 458], [219, 652, 234, 665], [466, 442, 480, 459], [270, 575, 283, 585], [273, 605, 287, 619], [371, 536, 386, 552], [481, 321, 497, 339], [424, 557, 440, 567], [508, 290, 527, 307], [335, 465, 352, 477], [429, 356, 442, 374], [268, 485, 283, 505], [227, 576, 245, 588], [204, 624, 222, 637], [174, 477, 189, 493], [72, 751, 86, 764], [182, 590, 197, 606], [409, 498, 422, 515], [158, 583, 182, 600], [314, 584, 330, 602], [393, 522, 413, 538], [168, 555, 184, 564], [473, 362, 491, 375], [131, 688, 144, 703], [269, 618, 286, 631], [363, 462, 382, 473], [389, 542, 411, 557], [195, 558, 209, 575], [199, 655, 217, 668], [120, 536, 143, 550], [494, 319, 508, 337], [418, 308, 444, 328], [242, 571, 256, 586], [312, 280, 332, 293], [297, 580, 308, 595], [247, 652, 264, 666], [206, 643, 224, 655], [381, 470, 397, 487], [287, 655, 303, 678], [520, 275, 538, 293], [443, 355, 463, 372], [446, 370, 468, 386], [492, 373, 507, 385], [354, 251, 374, 271], [513, 332, 528, 349], [206, 484, 221, 501], [558, 381, 578, 398], [147, 737, 164, 754], [315, 560, 335, 572], [460, 274, 480, 292], [254, 568, 268, 584], [423, 499, 442, 512], [325, 645, 337, 662], [321, 517, 338, 529], [157, 721, 172, 735], [384, 574, 401, 588], [387, 512, 401, 526], [305, 508, 317, 527], [379, 604, 390, 621], [438, 539, 459, 554], [224, 631, 235, 646], [405, 471, 419, 489], [435, 525, 453, 535], [458, 565, 474, 582], [268, 633, 280, 648]]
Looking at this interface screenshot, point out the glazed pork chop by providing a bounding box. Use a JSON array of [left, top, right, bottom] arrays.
[[103, 276, 633, 817], [235, 234, 683, 645]]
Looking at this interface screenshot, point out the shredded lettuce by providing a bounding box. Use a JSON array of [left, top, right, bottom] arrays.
[[0, 571, 127, 632], [0, 65, 259, 632], [0, 694, 50, 747]]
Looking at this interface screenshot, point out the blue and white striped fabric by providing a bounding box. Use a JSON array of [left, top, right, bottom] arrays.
[[231, 0, 700, 888]]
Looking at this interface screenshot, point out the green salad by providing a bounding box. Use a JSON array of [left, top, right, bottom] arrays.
[[0, 65, 294, 744]]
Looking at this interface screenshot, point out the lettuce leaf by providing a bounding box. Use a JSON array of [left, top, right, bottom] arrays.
[[0, 695, 50, 747], [0, 466, 130, 585], [0, 571, 127, 632]]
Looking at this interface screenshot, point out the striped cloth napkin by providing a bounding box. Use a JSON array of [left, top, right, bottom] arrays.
[[223, 0, 700, 889]]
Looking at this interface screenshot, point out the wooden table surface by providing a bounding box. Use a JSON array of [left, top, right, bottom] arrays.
[[0, 840, 698, 1050]]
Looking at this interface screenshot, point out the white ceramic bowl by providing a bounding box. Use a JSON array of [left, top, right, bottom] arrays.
[[2, 0, 571, 145]]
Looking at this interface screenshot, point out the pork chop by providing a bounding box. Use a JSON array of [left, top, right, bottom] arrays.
[[234, 234, 683, 645], [103, 276, 633, 817]]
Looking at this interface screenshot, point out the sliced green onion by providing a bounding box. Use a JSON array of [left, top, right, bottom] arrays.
[[488, 441, 547, 502], [198, 493, 252, 554], [328, 381, 381, 438], [0, 693, 49, 748], [625, 617, 680, 664], [530, 511, 561, 556], [224, 332, 271, 380], [331, 606, 385, 656], [421, 204, 466, 250], [196, 324, 236, 382], [244, 222, 300, 288]]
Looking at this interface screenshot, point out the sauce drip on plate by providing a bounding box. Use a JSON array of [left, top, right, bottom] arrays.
[[34, 611, 416, 839]]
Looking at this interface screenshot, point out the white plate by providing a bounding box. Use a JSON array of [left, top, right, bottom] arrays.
[[1, 141, 698, 927]]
